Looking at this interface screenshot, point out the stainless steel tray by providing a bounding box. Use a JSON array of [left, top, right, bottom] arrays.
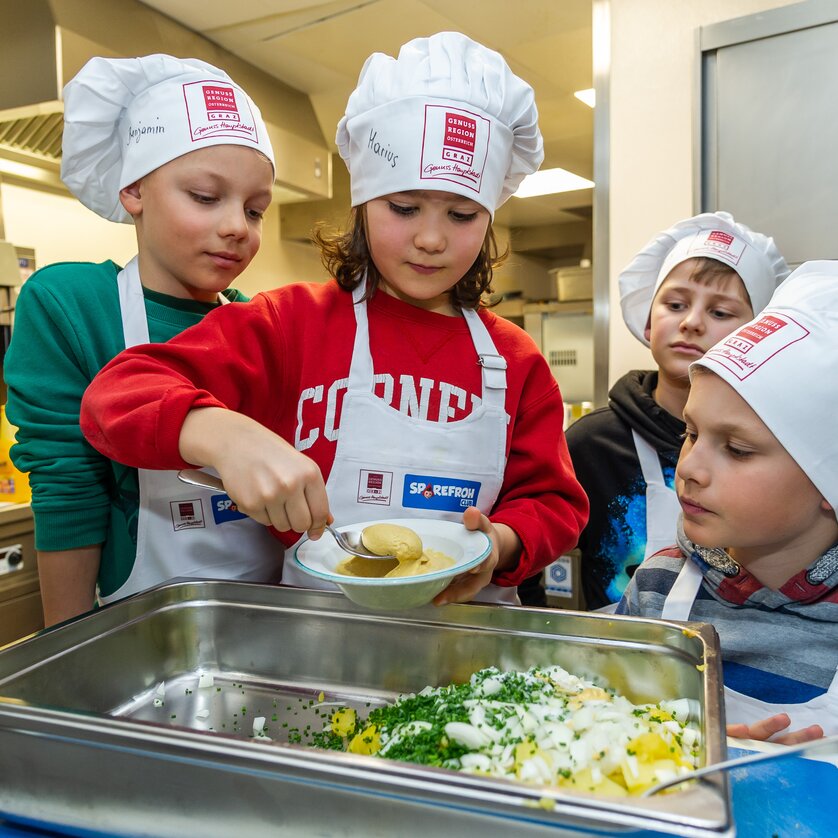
[[0, 581, 731, 837]]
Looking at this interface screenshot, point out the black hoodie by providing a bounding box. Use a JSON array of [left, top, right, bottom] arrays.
[[565, 370, 685, 609]]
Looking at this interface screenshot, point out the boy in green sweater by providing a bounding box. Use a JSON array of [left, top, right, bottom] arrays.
[[4, 54, 281, 626]]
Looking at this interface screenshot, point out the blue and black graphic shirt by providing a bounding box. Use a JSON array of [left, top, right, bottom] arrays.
[[566, 370, 685, 610]]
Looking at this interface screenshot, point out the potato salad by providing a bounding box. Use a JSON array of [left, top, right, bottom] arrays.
[[315, 665, 701, 797]]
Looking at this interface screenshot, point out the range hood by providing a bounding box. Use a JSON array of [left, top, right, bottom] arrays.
[[0, 0, 331, 203]]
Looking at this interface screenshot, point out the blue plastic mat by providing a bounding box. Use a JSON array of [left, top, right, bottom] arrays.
[[727, 746, 838, 838]]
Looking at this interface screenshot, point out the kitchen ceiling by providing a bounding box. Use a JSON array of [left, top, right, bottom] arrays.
[[137, 0, 594, 260]]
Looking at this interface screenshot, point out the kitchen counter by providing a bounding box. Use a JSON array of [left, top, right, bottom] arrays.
[[0, 503, 41, 646]]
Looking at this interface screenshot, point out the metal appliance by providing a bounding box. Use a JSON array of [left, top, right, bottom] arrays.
[[0, 581, 732, 837]]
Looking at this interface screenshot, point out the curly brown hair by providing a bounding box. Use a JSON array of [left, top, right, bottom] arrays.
[[313, 205, 507, 311]]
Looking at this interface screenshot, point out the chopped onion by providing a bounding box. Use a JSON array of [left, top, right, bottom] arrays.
[[252, 716, 271, 739]]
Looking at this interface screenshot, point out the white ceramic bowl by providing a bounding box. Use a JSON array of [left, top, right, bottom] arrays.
[[292, 518, 491, 610]]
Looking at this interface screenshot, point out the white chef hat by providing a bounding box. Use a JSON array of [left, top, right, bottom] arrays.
[[694, 260, 838, 519], [618, 211, 790, 345], [61, 54, 275, 224], [336, 31, 543, 216]]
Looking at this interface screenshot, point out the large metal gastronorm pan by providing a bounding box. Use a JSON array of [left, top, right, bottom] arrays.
[[0, 581, 731, 837]]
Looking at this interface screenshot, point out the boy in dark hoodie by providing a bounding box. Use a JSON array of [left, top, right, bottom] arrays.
[[526, 212, 789, 610]]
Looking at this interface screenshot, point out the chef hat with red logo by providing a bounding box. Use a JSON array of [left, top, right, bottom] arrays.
[[618, 211, 790, 345], [693, 261, 838, 518], [61, 54, 275, 223], [336, 32, 543, 216]]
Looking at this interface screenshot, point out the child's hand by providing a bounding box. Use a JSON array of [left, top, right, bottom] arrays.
[[726, 713, 824, 745], [180, 408, 330, 539], [432, 506, 518, 606]]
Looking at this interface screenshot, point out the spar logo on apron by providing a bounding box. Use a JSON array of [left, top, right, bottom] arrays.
[[403, 474, 480, 512], [211, 494, 248, 524]]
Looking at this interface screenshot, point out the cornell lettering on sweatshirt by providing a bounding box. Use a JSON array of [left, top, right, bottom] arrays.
[[294, 373, 485, 450]]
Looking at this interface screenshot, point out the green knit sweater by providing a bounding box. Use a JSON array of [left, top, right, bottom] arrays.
[[3, 260, 247, 597]]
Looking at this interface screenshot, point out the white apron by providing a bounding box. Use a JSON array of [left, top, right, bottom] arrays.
[[632, 428, 682, 560], [594, 430, 683, 614], [661, 559, 838, 736], [99, 257, 282, 604], [282, 284, 518, 604]]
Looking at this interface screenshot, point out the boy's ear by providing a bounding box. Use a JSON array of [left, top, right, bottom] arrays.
[[643, 323, 652, 343], [821, 498, 835, 514], [119, 182, 143, 218]]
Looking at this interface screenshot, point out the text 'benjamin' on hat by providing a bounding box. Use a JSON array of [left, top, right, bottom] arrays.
[[61, 53, 275, 224], [336, 31, 544, 215], [694, 260, 838, 518], [618, 211, 790, 346]]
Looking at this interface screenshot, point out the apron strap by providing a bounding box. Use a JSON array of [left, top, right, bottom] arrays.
[[349, 277, 507, 407], [632, 428, 682, 560], [660, 558, 704, 621], [463, 307, 506, 409], [118, 256, 149, 348], [118, 255, 230, 349], [349, 279, 375, 390], [632, 428, 665, 488]]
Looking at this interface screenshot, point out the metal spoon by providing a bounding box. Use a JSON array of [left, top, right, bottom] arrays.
[[642, 732, 838, 797], [176, 469, 395, 560]]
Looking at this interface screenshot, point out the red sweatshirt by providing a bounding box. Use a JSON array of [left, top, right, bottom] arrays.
[[81, 282, 588, 586]]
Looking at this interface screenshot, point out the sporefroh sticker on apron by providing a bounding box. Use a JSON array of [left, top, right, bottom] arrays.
[[99, 256, 282, 605], [281, 281, 519, 605], [661, 558, 838, 737]]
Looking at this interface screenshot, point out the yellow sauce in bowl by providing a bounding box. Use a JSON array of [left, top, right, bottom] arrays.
[[336, 523, 455, 578]]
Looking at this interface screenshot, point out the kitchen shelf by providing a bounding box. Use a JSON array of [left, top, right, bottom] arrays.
[[491, 299, 593, 319], [523, 300, 593, 315]]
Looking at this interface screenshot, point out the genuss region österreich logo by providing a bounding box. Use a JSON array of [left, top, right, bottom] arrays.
[[688, 228, 746, 267], [704, 312, 810, 380], [182, 80, 259, 144], [420, 104, 490, 194]]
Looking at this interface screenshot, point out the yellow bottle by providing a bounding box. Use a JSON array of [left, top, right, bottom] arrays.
[[0, 405, 31, 504]]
